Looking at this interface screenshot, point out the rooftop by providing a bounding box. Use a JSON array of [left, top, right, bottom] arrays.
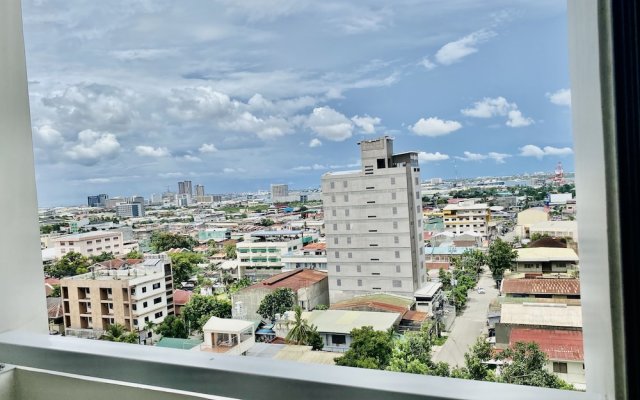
[[302, 310, 401, 334], [203, 317, 254, 333], [415, 282, 443, 297], [529, 220, 578, 232], [502, 278, 580, 296], [509, 328, 584, 361], [303, 242, 326, 251], [516, 247, 579, 262], [50, 231, 121, 242], [250, 230, 302, 237], [246, 268, 327, 292], [500, 303, 582, 328], [173, 289, 193, 306], [155, 337, 203, 350], [330, 293, 414, 314]]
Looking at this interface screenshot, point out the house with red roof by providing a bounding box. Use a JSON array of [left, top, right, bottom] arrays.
[[501, 278, 580, 300], [173, 289, 193, 316], [231, 268, 328, 321]]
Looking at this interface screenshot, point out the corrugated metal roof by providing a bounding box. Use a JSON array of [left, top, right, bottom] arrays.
[[509, 328, 583, 361], [502, 278, 580, 295], [303, 310, 400, 334]]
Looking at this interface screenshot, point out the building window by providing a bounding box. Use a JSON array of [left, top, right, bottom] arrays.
[[336, 265, 341, 272], [335, 251, 340, 258], [330, 182, 335, 189], [142, 287, 147, 293], [336, 279, 341, 287], [133, 319, 138, 326], [333, 224, 338, 231], [393, 221, 398, 229], [553, 362, 568, 374], [344, 194, 349, 202], [343, 181, 347, 188], [143, 301, 148, 308], [417, 205, 421, 213], [154, 297, 162, 304], [348, 252, 352, 258], [391, 192, 396, 200], [132, 304, 137, 311], [395, 251, 400, 258], [145, 316, 149, 322], [392, 280, 402, 288], [334, 237, 339, 245], [346, 223, 351, 230], [390, 177, 395, 185], [392, 207, 397, 215], [332, 334, 346, 345], [155, 311, 163, 319], [357, 279, 362, 287], [396, 265, 401, 273], [331, 195, 336, 203], [419, 247, 423, 255], [394, 236, 399, 244], [345, 209, 350, 216], [415, 177, 419, 185], [416, 191, 420, 200], [332, 209, 336, 217], [347, 237, 352, 244], [357, 265, 361, 273]]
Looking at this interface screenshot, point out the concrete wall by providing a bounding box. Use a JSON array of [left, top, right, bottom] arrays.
[[297, 278, 329, 310], [232, 287, 272, 320], [546, 360, 586, 389]]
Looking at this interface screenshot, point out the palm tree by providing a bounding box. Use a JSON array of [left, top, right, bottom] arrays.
[[285, 306, 311, 345], [101, 323, 138, 344], [144, 320, 156, 344]]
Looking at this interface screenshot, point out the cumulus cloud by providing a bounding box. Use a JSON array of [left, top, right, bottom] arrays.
[[34, 124, 63, 146], [547, 88, 571, 107], [420, 57, 437, 70], [456, 151, 487, 161], [293, 163, 327, 171], [351, 115, 381, 134], [135, 145, 171, 157], [418, 151, 450, 162], [306, 106, 353, 141], [199, 143, 218, 153], [183, 155, 202, 162], [158, 172, 183, 178], [411, 117, 462, 137], [111, 48, 178, 61], [462, 97, 533, 127], [487, 152, 511, 163], [520, 145, 573, 159], [309, 138, 322, 148], [435, 30, 496, 65], [65, 130, 121, 165]]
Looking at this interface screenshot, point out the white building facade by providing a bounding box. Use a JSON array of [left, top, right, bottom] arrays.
[[50, 231, 125, 258], [322, 136, 426, 303]]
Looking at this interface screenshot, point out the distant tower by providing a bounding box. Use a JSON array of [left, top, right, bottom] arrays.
[[553, 162, 564, 185]]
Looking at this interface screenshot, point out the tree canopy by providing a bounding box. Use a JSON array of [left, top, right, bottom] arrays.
[[150, 232, 198, 252], [258, 218, 275, 227], [182, 294, 232, 333], [497, 342, 574, 389], [487, 238, 518, 286], [335, 326, 394, 370], [46, 251, 90, 278], [169, 252, 203, 288], [154, 315, 188, 339], [257, 288, 296, 320], [224, 242, 237, 259], [90, 251, 115, 263], [101, 323, 138, 343], [125, 249, 144, 259]]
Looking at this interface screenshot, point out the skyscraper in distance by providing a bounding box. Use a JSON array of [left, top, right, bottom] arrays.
[[178, 180, 192, 196]]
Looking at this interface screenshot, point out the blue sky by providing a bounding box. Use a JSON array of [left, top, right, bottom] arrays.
[[22, 0, 573, 207]]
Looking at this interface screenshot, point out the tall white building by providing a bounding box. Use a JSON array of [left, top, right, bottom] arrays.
[[322, 136, 426, 303], [442, 200, 490, 238], [270, 184, 289, 202]]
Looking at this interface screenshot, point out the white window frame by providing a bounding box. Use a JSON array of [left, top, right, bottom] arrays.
[[0, 2, 620, 400]]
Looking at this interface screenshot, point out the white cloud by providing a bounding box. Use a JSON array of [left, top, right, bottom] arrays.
[[183, 155, 202, 162], [306, 106, 353, 141], [547, 88, 571, 107], [520, 145, 573, 159], [293, 165, 312, 171], [223, 167, 235, 173], [411, 117, 462, 137], [462, 97, 533, 128], [487, 152, 511, 164], [351, 114, 381, 134], [309, 138, 322, 148], [420, 57, 436, 70], [435, 30, 496, 65], [506, 110, 533, 127], [111, 48, 178, 61], [418, 151, 450, 162], [65, 130, 121, 164], [456, 151, 487, 161], [199, 143, 218, 153], [34, 124, 63, 146], [135, 145, 170, 157]]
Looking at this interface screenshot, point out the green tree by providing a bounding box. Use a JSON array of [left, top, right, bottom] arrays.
[[258, 218, 275, 227], [154, 315, 188, 338], [386, 325, 434, 374], [169, 252, 203, 288], [487, 238, 518, 287], [182, 294, 232, 333], [48, 285, 61, 297], [224, 242, 237, 259], [306, 325, 324, 350], [497, 342, 574, 390], [150, 232, 198, 252], [257, 288, 296, 320], [90, 251, 115, 263], [459, 337, 494, 381], [438, 268, 452, 290], [125, 249, 144, 259], [228, 277, 252, 294], [335, 326, 394, 370], [101, 323, 139, 344], [285, 306, 311, 345], [313, 304, 329, 310], [46, 251, 90, 278]]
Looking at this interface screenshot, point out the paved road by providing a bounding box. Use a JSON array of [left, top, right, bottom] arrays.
[[432, 268, 499, 367]]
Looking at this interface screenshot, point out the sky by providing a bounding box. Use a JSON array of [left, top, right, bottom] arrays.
[[22, 0, 574, 207]]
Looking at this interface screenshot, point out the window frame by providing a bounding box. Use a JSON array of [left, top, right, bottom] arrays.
[[0, 1, 623, 400]]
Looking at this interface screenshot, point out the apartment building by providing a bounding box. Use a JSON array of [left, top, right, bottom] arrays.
[[442, 200, 490, 239], [236, 230, 318, 279], [281, 242, 327, 272], [270, 183, 288, 202], [50, 231, 125, 258], [60, 259, 174, 342], [321, 136, 426, 303], [116, 202, 144, 218]]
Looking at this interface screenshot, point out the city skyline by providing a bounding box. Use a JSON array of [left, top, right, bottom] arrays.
[[23, 1, 573, 206]]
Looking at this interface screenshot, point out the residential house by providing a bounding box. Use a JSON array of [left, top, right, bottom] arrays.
[[501, 278, 580, 300], [200, 317, 255, 356], [512, 247, 579, 275]]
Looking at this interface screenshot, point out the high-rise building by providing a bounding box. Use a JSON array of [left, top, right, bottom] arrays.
[[270, 184, 288, 201], [87, 193, 109, 207], [195, 184, 205, 197], [178, 180, 192, 195], [116, 203, 145, 218], [322, 136, 426, 303]]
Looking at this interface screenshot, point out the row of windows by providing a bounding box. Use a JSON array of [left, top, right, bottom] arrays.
[[336, 265, 403, 273], [335, 278, 403, 288], [329, 176, 398, 190], [335, 250, 402, 259], [329, 192, 402, 205], [332, 221, 400, 230], [333, 236, 401, 246]]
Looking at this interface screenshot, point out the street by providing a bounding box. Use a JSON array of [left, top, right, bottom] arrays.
[[432, 268, 499, 367]]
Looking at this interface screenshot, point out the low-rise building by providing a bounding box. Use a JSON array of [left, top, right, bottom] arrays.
[[442, 200, 490, 238], [197, 228, 231, 242], [501, 278, 580, 300], [515, 207, 549, 239], [281, 242, 327, 272], [512, 247, 579, 274], [495, 303, 582, 345], [60, 262, 174, 343], [200, 317, 255, 356], [414, 282, 444, 315], [529, 220, 579, 243], [50, 231, 125, 258], [231, 268, 329, 321]]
